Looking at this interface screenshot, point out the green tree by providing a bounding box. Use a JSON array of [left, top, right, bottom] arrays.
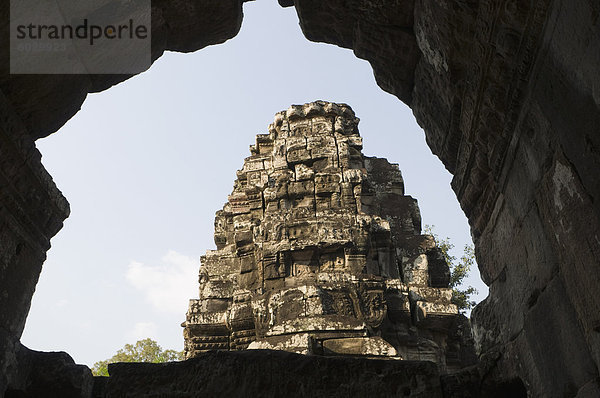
[[92, 338, 184, 376], [424, 225, 478, 313]]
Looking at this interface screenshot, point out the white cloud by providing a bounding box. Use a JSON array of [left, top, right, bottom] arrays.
[[126, 250, 198, 314], [128, 321, 158, 341]]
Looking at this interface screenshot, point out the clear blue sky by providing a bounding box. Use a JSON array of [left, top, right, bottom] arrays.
[[22, 0, 487, 367]]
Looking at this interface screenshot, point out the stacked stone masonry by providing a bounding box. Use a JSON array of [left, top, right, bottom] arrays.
[[182, 101, 476, 372], [1, 0, 598, 396]]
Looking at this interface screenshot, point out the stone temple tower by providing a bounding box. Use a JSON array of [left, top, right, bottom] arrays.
[[182, 101, 475, 372]]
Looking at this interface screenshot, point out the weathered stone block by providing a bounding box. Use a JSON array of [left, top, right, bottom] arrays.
[[403, 254, 429, 285], [322, 337, 399, 357], [239, 255, 256, 273], [315, 173, 341, 196], [183, 102, 471, 371], [294, 163, 314, 180], [288, 180, 314, 198]]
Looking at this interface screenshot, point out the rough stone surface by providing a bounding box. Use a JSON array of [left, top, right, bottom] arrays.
[[182, 102, 474, 372], [289, 1, 600, 396], [0, 0, 598, 396], [0, 93, 70, 394], [0, 1, 245, 393], [293, 0, 419, 105], [0, 0, 247, 140], [101, 350, 444, 398], [5, 344, 93, 398]]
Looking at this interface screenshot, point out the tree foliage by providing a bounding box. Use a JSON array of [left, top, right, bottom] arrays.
[[92, 338, 184, 376], [425, 225, 478, 313]]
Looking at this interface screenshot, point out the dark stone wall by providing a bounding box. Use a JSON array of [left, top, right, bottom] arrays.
[[0, 0, 247, 140], [289, 0, 600, 395], [0, 0, 598, 396], [471, 1, 600, 394], [6, 344, 93, 398], [0, 92, 70, 393], [99, 350, 444, 398], [0, 0, 247, 394]]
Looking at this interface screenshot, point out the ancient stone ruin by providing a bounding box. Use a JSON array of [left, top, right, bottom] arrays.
[[183, 101, 475, 371], [2, 0, 599, 395]]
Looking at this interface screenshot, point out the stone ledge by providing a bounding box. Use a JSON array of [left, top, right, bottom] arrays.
[[101, 350, 443, 398]]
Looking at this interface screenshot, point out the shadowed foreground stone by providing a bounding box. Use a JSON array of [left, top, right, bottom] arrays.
[[99, 350, 443, 398], [4, 347, 504, 398], [0, 0, 598, 396], [0, 1, 246, 393], [288, 1, 600, 396], [5, 344, 93, 398]]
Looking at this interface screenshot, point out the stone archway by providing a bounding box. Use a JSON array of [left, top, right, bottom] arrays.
[[1, 0, 599, 396]]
